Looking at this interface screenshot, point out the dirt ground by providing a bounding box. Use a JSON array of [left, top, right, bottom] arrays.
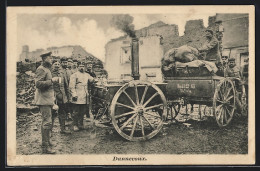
[[16, 105, 248, 155]]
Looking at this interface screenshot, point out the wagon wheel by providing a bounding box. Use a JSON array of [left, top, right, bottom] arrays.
[[110, 80, 167, 141], [213, 78, 236, 127]]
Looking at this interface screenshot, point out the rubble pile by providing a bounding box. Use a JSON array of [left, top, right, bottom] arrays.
[[16, 72, 38, 113]]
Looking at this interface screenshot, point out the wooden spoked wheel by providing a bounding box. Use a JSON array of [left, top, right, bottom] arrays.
[[110, 80, 167, 141], [213, 78, 236, 127]]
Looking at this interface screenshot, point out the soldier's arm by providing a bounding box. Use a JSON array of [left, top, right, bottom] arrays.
[[87, 73, 95, 83], [69, 73, 77, 98], [63, 74, 70, 101], [35, 68, 52, 90], [199, 39, 218, 51]]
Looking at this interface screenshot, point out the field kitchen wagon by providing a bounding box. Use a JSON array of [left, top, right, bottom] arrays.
[[91, 38, 247, 141]]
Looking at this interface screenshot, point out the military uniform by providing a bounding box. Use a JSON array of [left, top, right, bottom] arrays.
[[34, 52, 56, 154], [198, 29, 221, 63], [225, 66, 241, 79], [71, 67, 78, 74], [51, 68, 71, 134], [69, 71, 94, 129], [198, 36, 221, 63]]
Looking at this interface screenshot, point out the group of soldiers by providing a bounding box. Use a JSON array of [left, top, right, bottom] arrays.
[[199, 28, 243, 79], [34, 51, 96, 154]]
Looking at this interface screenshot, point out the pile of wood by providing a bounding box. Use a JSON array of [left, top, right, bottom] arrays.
[[16, 72, 37, 112]]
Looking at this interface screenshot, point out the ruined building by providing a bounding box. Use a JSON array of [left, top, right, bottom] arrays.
[[104, 13, 249, 81], [19, 45, 106, 77]]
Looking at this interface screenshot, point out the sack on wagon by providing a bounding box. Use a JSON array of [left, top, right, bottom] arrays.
[[161, 45, 218, 77], [162, 45, 199, 64], [175, 60, 218, 73]]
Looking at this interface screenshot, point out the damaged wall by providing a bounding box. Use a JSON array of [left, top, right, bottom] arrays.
[[162, 19, 208, 53]]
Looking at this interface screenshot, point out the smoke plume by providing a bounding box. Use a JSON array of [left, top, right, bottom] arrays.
[[110, 14, 136, 38]]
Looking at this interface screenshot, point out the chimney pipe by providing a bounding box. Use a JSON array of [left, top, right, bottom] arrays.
[[131, 38, 140, 80]]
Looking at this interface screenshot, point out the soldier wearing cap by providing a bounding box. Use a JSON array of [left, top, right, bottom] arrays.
[[69, 61, 95, 131], [217, 55, 229, 76], [71, 59, 78, 74], [198, 28, 221, 64], [85, 61, 96, 77], [60, 57, 68, 70], [85, 61, 96, 120], [65, 58, 74, 120], [34, 51, 60, 154], [224, 57, 241, 79], [51, 60, 71, 135], [66, 58, 74, 83]]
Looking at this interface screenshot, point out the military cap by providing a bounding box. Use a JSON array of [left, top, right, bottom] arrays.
[[221, 56, 228, 59], [40, 51, 52, 58], [78, 61, 85, 66], [205, 28, 214, 35], [52, 59, 59, 64], [73, 59, 78, 62], [60, 57, 68, 62], [228, 57, 236, 62], [67, 58, 73, 62], [85, 60, 92, 64]]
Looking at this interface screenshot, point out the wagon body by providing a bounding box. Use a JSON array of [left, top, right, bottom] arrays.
[[164, 76, 223, 105], [92, 76, 223, 107]]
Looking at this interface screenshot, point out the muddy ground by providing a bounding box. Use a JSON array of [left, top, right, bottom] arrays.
[[16, 105, 248, 155]]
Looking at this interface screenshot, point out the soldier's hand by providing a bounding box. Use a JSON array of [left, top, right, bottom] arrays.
[[51, 77, 60, 83], [72, 96, 78, 102]]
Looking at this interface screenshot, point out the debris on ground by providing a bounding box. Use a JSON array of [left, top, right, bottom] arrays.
[[16, 72, 38, 113]]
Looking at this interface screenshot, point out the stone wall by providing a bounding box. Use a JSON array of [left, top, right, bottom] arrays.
[[136, 21, 179, 39], [162, 19, 208, 53]]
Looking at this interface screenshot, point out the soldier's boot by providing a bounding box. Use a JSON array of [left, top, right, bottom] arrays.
[[42, 129, 56, 154], [72, 112, 80, 131], [78, 116, 85, 130], [59, 117, 71, 134], [48, 131, 54, 146], [48, 114, 57, 146]]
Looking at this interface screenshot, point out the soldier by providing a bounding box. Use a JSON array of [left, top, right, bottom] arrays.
[[242, 58, 249, 95], [60, 57, 68, 72], [216, 55, 228, 76], [66, 58, 73, 83], [225, 57, 241, 79], [71, 59, 78, 74], [34, 51, 60, 154], [85, 61, 96, 120], [85, 61, 96, 78], [59, 57, 72, 120], [69, 61, 95, 131], [65, 58, 74, 121], [198, 28, 221, 64], [51, 60, 71, 134]]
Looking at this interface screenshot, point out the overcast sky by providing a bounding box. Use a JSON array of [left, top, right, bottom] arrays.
[[17, 13, 216, 61]]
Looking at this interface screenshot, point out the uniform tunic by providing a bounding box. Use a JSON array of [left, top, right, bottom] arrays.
[[199, 36, 221, 63], [34, 63, 55, 105], [51, 69, 70, 104], [69, 71, 94, 104], [71, 67, 78, 74], [66, 68, 73, 84], [225, 66, 241, 79], [34, 62, 55, 129]]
